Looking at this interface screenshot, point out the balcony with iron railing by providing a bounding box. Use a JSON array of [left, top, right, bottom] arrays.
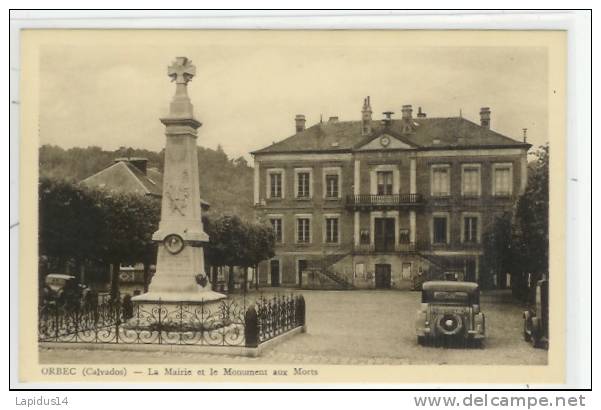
[[345, 193, 424, 210], [352, 242, 417, 254], [352, 240, 483, 255]]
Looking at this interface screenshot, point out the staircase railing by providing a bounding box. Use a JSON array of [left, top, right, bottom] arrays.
[[411, 252, 448, 290]]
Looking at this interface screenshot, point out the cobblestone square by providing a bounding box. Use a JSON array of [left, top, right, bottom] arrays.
[[40, 289, 547, 366]]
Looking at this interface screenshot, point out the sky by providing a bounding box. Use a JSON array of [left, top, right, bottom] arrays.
[[39, 31, 549, 161]]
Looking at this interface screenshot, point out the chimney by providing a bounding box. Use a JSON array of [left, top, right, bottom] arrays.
[[381, 111, 394, 127], [522, 128, 528, 143], [361, 96, 373, 136], [115, 157, 148, 175], [480, 107, 491, 129], [401, 104, 413, 121], [417, 106, 426, 118], [401, 104, 414, 133], [295, 114, 306, 133], [328, 116, 339, 123]]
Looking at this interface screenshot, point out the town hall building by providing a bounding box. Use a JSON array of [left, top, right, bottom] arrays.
[[251, 97, 531, 290]]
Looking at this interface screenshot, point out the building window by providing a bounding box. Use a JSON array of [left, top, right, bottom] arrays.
[[377, 171, 393, 195], [431, 165, 450, 196], [297, 172, 310, 198], [493, 164, 513, 196], [269, 172, 283, 198], [399, 228, 410, 243], [325, 217, 339, 243], [269, 218, 283, 243], [325, 174, 339, 198], [463, 216, 478, 243], [360, 229, 370, 245], [433, 215, 448, 244], [297, 218, 311, 243], [462, 164, 481, 197]]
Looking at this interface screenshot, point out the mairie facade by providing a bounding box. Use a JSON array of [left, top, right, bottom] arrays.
[[251, 98, 531, 290]]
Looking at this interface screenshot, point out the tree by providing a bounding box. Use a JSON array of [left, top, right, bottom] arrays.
[[38, 178, 161, 297], [245, 222, 276, 290], [203, 216, 275, 292], [206, 215, 247, 293], [95, 192, 160, 297], [38, 178, 105, 276], [511, 144, 549, 301], [480, 213, 514, 289], [237, 221, 276, 292]]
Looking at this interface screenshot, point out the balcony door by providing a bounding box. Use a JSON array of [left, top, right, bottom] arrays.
[[374, 217, 395, 252]]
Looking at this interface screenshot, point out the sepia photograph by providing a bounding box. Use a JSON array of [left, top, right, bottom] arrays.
[[15, 26, 570, 385]]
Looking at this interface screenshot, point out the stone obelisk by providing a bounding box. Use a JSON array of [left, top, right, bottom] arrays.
[[133, 57, 225, 304]]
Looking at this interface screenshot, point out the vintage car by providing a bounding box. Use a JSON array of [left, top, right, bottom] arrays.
[[42, 274, 88, 308], [416, 281, 486, 346], [523, 278, 549, 349]]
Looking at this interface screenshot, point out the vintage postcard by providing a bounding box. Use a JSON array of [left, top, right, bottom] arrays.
[[17, 29, 566, 385]]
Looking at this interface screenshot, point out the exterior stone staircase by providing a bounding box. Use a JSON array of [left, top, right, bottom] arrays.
[[411, 253, 448, 290], [305, 254, 354, 290]]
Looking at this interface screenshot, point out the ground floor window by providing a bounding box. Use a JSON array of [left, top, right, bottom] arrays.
[[270, 259, 280, 287]]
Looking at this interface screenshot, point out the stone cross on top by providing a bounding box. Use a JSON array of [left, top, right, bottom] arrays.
[[168, 57, 196, 85]]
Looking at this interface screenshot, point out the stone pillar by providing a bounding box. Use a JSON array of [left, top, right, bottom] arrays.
[[409, 211, 416, 244], [354, 159, 360, 246], [354, 212, 360, 246], [253, 159, 260, 205], [410, 157, 417, 194], [354, 159, 360, 195], [409, 157, 417, 244], [520, 149, 528, 193], [133, 57, 225, 305]]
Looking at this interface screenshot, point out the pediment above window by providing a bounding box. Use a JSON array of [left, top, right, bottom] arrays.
[[355, 133, 415, 151]]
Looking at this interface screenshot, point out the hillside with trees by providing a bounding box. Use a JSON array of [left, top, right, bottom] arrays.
[[39, 144, 254, 220]]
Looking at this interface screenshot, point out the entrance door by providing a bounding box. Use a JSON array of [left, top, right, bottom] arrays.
[[465, 259, 476, 282], [298, 259, 308, 287], [270, 260, 280, 287], [375, 264, 391, 289], [374, 218, 395, 252]]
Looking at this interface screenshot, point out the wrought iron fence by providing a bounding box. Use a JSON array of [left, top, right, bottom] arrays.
[[38, 294, 305, 348]]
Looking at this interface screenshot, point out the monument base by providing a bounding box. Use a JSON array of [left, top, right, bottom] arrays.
[[131, 290, 226, 304], [127, 291, 229, 331]]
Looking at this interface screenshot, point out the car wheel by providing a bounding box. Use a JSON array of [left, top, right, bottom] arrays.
[[523, 321, 532, 342], [531, 333, 540, 348]]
